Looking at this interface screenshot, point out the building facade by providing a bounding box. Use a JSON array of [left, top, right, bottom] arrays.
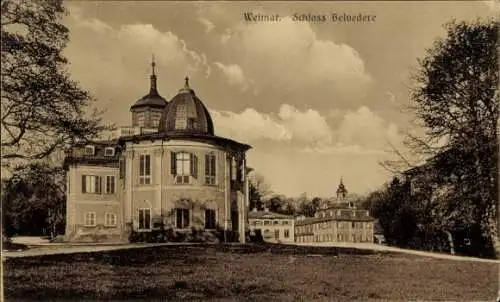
[[294, 180, 375, 244], [64, 62, 251, 243], [248, 208, 295, 243]]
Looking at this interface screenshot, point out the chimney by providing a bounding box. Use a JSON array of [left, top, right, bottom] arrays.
[[264, 207, 269, 212]]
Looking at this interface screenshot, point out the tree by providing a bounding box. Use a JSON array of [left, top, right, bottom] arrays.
[[248, 172, 272, 210], [408, 19, 499, 257], [1, 0, 107, 166], [2, 162, 66, 238], [296, 194, 321, 217]]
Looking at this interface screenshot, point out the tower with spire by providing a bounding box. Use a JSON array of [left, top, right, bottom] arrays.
[[129, 55, 168, 129], [336, 177, 348, 200]]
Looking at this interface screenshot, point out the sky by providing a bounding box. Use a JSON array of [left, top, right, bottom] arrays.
[[62, 1, 496, 198]]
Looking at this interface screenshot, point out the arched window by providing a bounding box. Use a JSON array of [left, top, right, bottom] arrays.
[[138, 201, 151, 230]]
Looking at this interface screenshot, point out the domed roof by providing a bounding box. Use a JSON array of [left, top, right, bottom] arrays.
[[130, 59, 168, 110], [158, 77, 214, 135]]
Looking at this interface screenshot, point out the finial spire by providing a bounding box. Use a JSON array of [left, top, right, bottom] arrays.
[[184, 76, 190, 89], [151, 54, 156, 76], [149, 55, 157, 93]]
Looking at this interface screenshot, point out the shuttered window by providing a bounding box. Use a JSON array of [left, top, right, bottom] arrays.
[[81, 175, 101, 194], [105, 175, 115, 194], [205, 154, 216, 185], [172, 152, 197, 184]]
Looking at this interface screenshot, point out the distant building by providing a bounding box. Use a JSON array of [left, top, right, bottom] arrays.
[[63, 60, 251, 243], [248, 208, 295, 243], [295, 179, 375, 244]]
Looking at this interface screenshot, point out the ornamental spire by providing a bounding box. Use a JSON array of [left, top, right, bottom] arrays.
[[150, 55, 157, 93], [184, 76, 190, 89], [336, 177, 348, 200]]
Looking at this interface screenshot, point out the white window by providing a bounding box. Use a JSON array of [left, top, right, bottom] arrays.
[[84, 212, 96, 226], [105, 213, 117, 227], [205, 153, 216, 185], [139, 154, 151, 185], [104, 147, 115, 157], [172, 152, 197, 184], [81, 175, 101, 194], [138, 208, 151, 229], [105, 175, 115, 194], [84, 145, 95, 156], [176, 152, 191, 175]]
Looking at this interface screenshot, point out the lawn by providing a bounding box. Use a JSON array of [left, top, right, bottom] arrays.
[[4, 244, 498, 301]]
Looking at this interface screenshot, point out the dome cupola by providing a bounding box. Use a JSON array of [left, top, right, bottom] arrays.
[[158, 77, 214, 135], [130, 57, 168, 110]]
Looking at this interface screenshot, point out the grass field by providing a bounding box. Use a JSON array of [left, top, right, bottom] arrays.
[[4, 244, 498, 301]]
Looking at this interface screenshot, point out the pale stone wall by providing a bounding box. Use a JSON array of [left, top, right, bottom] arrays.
[[295, 220, 374, 243], [124, 139, 246, 234], [65, 165, 123, 242]]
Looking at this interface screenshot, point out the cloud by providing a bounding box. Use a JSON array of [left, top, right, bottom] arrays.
[[335, 106, 403, 150], [211, 104, 402, 153], [198, 17, 215, 33], [211, 108, 291, 142], [277, 104, 332, 145], [483, 0, 500, 12], [214, 62, 249, 91], [63, 8, 212, 124], [222, 16, 372, 109]]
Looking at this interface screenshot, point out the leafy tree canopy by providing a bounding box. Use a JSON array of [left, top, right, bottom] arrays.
[[1, 0, 107, 167]]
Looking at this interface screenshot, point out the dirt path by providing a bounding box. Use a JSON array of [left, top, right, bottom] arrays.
[[294, 242, 500, 263], [3, 237, 499, 263]]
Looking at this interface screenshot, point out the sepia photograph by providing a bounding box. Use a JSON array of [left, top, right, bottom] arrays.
[[1, 0, 499, 301]]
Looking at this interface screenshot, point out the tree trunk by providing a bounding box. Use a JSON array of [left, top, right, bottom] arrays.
[[445, 230, 455, 255]]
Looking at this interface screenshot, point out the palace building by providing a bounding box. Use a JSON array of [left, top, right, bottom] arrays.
[[63, 60, 252, 243], [294, 179, 375, 244]]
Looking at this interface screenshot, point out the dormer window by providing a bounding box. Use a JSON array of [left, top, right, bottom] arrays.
[[84, 145, 95, 156], [104, 147, 115, 157]]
